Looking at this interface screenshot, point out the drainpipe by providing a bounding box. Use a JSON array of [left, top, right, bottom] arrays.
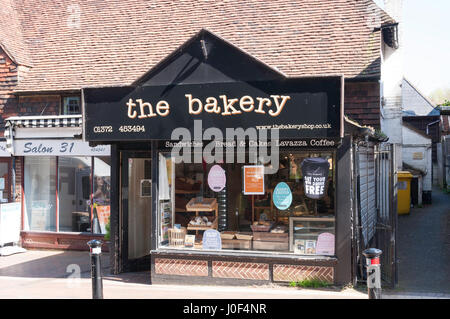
[[426, 120, 440, 135]]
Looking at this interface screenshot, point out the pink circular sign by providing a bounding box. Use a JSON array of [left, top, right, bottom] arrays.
[[208, 165, 226, 192]]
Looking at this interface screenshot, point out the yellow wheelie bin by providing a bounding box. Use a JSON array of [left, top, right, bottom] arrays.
[[397, 171, 413, 215]]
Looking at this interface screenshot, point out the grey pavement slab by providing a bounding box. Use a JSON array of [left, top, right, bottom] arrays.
[[393, 186, 450, 294], [1, 187, 448, 299], [0, 248, 366, 299], [0, 276, 367, 299]]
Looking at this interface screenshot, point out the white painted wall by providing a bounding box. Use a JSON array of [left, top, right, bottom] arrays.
[[380, 0, 404, 170], [402, 125, 432, 191], [402, 79, 436, 116]]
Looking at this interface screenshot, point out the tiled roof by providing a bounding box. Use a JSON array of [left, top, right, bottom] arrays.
[[0, 0, 32, 66], [7, 0, 395, 93]]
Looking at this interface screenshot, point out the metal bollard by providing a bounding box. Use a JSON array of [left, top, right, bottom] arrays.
[[362, 248, 382, 299], [87, 239, 103, 299]]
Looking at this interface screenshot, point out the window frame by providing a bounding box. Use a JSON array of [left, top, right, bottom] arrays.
[[61, 96, 81, 115], [156, 148, 337, 257], [23, 155, 111, 234]]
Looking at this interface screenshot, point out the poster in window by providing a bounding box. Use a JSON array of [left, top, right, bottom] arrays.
[[184, 235, 196, 248], [294, 239, 306, 254], [301, 158, 330, 199], [208, 165, 226, 192], [272, 182, 292, 210], [96, 205, 110, 235], [305, 240, 317, 255], [243, 165, 264, 195], [202, 229, 222, 250], [316, 232, 335, 256]]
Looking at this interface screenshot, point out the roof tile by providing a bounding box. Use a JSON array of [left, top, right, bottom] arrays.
[[4, 0, 395, 92]]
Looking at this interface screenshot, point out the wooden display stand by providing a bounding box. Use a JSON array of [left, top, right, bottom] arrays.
[[220, 232, 253, 250], [252, 231, 289, 251], [251, 189, 274, 222], [168, 227, 187, 247], [186, 198, 218, 235]]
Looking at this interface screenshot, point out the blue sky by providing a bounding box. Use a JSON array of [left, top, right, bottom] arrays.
[[374, 0, 450, 96]]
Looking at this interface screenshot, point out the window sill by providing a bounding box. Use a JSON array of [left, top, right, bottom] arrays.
[[21, 230, 104, 237], [151, 248, 338, 264]]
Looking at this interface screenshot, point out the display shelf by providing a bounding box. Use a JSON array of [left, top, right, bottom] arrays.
[[294, 227, 335, 231], [289, 216, 335, 252], [175, 189, 200, 194], [251, 189, 274, 222], [185, 198, 218, 235], [187, 218, 218, 231]]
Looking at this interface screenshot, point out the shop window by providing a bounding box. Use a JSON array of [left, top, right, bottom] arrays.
[[0, 159, 10, 203], [24, 157, 57, 231], [62, 96, 81, 115], [157, 151, 336, 256], [93, 156, 111, 234], [58, 157, 91, 232], [23, 155, 111, 234]]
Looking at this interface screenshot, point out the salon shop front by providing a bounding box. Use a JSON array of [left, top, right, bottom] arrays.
[[4, 115, 111, 250], [82, 33, 357, 285]]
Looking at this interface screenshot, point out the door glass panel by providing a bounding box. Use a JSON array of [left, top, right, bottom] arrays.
[[93, 156, 111, 234], [128, 158, 152, 259], [58, 157, 91, 232], [24, 157, 57, 231]]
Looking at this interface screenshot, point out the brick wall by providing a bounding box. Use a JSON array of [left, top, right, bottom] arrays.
[[0, 48, 19, 137], [1, 48, 62, 134], [1, 48, 63, 206], [14, 156, 23, 203], [15, 95, 60, 116], [2, 94, 61, 120], [344, 81, 380, 129]]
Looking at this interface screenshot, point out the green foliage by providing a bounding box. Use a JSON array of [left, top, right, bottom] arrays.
[[374, 129, 388, 141], [442, 99, 450, 106], [289, 278, 331, 288], [104, 218, 110, 241]]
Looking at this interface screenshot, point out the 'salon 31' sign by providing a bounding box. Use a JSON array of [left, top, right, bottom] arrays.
[[14, 140, 110, 156]]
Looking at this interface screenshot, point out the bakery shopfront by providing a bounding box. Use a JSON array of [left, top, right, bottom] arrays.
[[83, 31, 355, 285]]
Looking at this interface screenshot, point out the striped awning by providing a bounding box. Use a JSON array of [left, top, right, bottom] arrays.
[[4, 115, 83, 154]]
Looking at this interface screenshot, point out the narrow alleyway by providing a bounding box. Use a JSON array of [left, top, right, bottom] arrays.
[[396, 186, 450, 294]]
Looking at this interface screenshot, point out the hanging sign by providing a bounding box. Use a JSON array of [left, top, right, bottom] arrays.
[[208, 165, 226, 192], [272, 182, 292, 210], [301, 158, 330, 199], [243, 165, 264, 195], [202, 229, 222, 250]]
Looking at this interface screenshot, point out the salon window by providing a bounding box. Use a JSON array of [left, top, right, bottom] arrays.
[[24, 157, 57, 231]]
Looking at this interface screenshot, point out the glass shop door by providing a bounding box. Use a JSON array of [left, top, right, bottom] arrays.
[[120, 151, 152, 272]]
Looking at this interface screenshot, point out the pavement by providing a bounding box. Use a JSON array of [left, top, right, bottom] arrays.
[[0, 250, 367, 299], [0, 187, 448, 300], [386, 186, 450, 296]]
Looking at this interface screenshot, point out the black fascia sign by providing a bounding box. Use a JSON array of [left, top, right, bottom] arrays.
[[83, 77, 343, 142]]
